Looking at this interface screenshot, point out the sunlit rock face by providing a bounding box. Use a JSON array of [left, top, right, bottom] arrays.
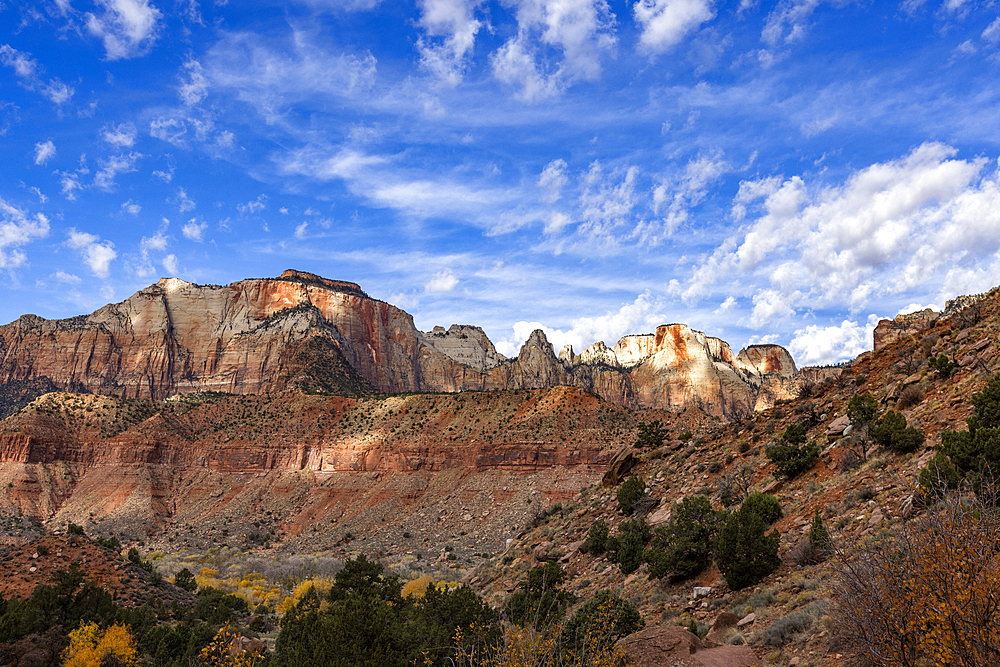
[[0, 270, 804, 419]]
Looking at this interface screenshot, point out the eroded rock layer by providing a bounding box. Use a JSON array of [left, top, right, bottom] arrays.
[[0, 270, 806, 419]]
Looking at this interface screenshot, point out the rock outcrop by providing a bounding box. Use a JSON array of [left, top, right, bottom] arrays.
[[0, 270, 805, 420]]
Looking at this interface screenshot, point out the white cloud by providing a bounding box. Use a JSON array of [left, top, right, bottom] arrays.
[[761, 0, 822, 47], [417, 0, 483, 84], [983, 17, 1000, 43], [294, 221, 308, 239], [162, 253, 179, 274], [788, 316, 879, 366], [0, 45, 75, 105], [633, 0, 716, 54], [495, 292, 663, 357], [101, 122, 137, 147], [204, 30, 376, 120], [149, 117, 188, 147], [34, 140, 56, 165], [238, 194, 268, 215], [538, 159, 569, 202], [652, 152, 730, 236], [29, 187, 47, 203], [66, 228, 117, 277], [715, 295, 737, 313], [141, 231, 168, 253], [85, 0, 163, 60], [95, 152, 141, 190], [174, 187, 196, 213], [490, 36, 561, 101], [686, 142, 1000, 327], [152, 167, 174, 182], [577, 161, 639, 247], [182, 219, 207, 241], [51, 270, 81, 284], [121, 199, 141, 215], [425, 269, 459, 292], [0, 197, 50, 269], [178, 59, 209, 105], [59, 172, 84, 200], [491, 0, 617, 98]]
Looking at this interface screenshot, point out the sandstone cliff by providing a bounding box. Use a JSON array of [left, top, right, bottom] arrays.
[[0, 270, 804, 419]]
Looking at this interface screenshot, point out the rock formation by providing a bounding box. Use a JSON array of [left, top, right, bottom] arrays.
[[0, 269, 808, 420]]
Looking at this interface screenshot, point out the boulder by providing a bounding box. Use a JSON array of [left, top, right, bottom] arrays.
[[704, 612, 741, 644], [601, 450, 638, 487], [619, 626, 760, 667]]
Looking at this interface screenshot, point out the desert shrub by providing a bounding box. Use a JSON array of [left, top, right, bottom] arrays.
[[67, 523, 85, 536], [562, 590, 644, 651], [616, 476, 645, 515], [932, 353, 956, 378], [918, 453, 963, 502], [715, 498, 781, 591], [645, 496, 724, 581], [789, 511, 833, 566], [834, 493, 1000, 666], [63, 621, 138, 667], [607, 519, 650, 575], [504, 563, 576, 630], [766, 441, 820, 479], [635, 420, 668, 449], [582, 521, 609, 555], [870, 410, 925, 454], [782, 423, 808, 446], [762, 601, 829, 646], [174, 568, 198, 592], [718, 464, 753, 507], [928, 373, 1000, 493], [896, 385, 924, 410], [740, 493, 782, 526]]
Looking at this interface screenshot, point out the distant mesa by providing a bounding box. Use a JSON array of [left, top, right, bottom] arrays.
[[0, 270, 821, 420]]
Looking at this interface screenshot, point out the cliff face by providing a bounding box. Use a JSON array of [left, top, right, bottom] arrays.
[[0, 270, 803, 419]]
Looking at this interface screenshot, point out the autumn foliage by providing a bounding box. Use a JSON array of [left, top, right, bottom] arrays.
[[834, 493, 1000, 666], [62, 622, 138, 667]]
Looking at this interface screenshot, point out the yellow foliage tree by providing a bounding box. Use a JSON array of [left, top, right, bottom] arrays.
[[402, 574, 435, 599], [835, 491, 1000, 666], [63, 622, 138, 667], [196, 624, 262, 667]]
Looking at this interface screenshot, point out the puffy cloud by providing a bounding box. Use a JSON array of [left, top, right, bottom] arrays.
[[178, 59, 209, 106], [162, 253, 179, 275], [294, 221, 309, 239], [238, 194, 268, 216], [495, 292, 664, 357], [59, 172, 84, 200], [51, 270, 81, 284], [983, 17, 1000, 43], [425, 269, 459, 292], [34, 140, 56, 166], [121, 199, 141, 215], [66, 228, 117, 277], [0, 198, 50, 269], [0, 45, 75, 105], [788, 316, 879, 366], [152, 167, 174, 183], [174, 187, 196, 213], [417, 0, 483, 84], [85, 0, 163, 60], [101, 122, 137, 147], [95, 152, 141, 190], [182, 219, 207, 241], [686, 143, 1000, 328], [492, 0, 617, 97], [633, 0, 716, 54], [538, 159, 569, 203], [149, 117, 188, 147]]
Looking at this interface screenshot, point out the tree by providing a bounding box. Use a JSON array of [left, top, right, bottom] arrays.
[[766, 440, 819, 478], [634, 420, 668, 449], [196, 624, 262, 667], [645, 496, 723, 581], [870, 411, 925, 454], [504, 563, 576, 630], [930, 373, 1000, 493], [562, 590, 644, 653], [174, 568, 197, 592], [63, 622, 138, 667], [834, 493, 1000, 666], [582, 521, 609, 555], [607, 519, 649, 575], [847, 393, 878, 428], [616, 476, 645, 515], [718, 464, 754, 507], [715, 497, 781, 590]]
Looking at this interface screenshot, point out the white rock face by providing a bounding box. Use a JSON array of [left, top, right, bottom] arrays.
[[578, 341, 620, 367], [420, 324, 507, 372]]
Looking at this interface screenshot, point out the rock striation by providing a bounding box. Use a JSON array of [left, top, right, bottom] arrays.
[[0, 270, 807, 419]]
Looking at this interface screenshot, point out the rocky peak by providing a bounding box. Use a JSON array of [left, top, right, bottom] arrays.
[[578, 341, 620, 367], [421, 324, 507, 372], [735, 344, 798, 377]]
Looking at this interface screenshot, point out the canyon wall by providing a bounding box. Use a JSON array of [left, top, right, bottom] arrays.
[[0, 270, 805, 419]]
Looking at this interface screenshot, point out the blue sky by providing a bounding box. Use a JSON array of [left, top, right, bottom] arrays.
[[2, 0, 1000, 366]]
